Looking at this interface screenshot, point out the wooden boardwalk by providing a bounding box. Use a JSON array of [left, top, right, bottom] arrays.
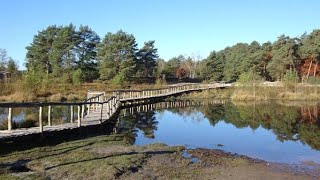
[[0, 83, 231, 142]]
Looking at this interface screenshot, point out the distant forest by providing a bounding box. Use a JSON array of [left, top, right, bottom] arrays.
[[1, 24, 319, 85]]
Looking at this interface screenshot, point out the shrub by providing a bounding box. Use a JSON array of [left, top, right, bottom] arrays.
[[112, 73, 126, 86], [283, 70, 299, 84], [73, 69, 83, 85], [308, 76, 320, 85], [237, 71, 263, 86]]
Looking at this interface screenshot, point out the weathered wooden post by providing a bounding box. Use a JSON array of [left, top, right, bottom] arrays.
[[81, 104, 85, 119], [70, 105, 74, 123], [100, 104, 103, 123], [7, 107, 12, 130], [95, 98, 98, 110], [105, 102, 109, 119], [77, 105, 81, 127], [111, 98, 114, 113], [48, 105, 52, 126], [87, 100, 91, 115], [39, 106, 43, 132], [117, 92, 121, 108], [109, 101, 112, 115]]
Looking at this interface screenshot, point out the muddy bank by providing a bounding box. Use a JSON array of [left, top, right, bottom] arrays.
[[0, 134, 319, 179], [121, 148, 320, 180]]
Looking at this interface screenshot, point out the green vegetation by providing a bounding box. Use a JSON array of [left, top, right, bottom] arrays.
[[1, 26, 320, 101]]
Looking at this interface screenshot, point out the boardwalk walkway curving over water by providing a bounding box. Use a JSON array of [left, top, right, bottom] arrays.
[[0, 83, 231, 142]]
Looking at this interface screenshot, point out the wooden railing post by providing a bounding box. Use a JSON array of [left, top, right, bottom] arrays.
[[8, 107, 12, 130], [48, 105, 52, 126], [117, 92, 121, 107], [39, 106, 43, 132], [78, 105, 81, 127], [87, 100, 91, 115], [70, 105, 74, 123], [100, 104, 103, 123], [109, 101, 112, 115], [81, 104, 85, 119], [106, 102, 110, 119], [95, 98, 98, 110], [112, 98, 115, 113]]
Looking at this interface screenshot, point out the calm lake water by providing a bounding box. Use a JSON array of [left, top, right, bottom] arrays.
[[116, 100, 320, 164]]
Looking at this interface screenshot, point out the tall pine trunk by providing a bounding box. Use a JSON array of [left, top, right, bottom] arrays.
[[314, 61, 318, 76], [307, 60, 313, 80]]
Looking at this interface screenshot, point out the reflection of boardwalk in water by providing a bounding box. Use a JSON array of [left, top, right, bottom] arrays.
[[121, 99, 225, 117], [0, 83, 231, 142]]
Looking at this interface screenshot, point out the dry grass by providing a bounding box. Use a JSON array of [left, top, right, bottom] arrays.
[[231, 86, 320, 101], [180, 88, 234, 100], [0, 81, 167, 102], [0, 91, 37, 102], [180, 86, 320, 101]]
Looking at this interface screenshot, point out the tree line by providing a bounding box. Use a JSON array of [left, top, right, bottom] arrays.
[[24, 24, 159, 85], [202, 31, 320, 83], [1, 24, 320, 86]]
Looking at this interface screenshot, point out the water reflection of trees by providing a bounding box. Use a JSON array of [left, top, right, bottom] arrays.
[[202, 101, 320, 150], [118, 101, 320, 150], [118, 111, 158, 145]]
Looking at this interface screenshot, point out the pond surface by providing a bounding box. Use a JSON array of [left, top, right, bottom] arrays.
[[116, 100, 320, 164], [0, 106, 77, 129]]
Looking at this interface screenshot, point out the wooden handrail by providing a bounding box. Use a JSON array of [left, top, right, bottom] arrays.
[[0, 83, 231, 134], [0, 96, 116, 108]]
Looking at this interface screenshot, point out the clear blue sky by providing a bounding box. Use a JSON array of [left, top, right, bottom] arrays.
[[1, 0, 320, 69]]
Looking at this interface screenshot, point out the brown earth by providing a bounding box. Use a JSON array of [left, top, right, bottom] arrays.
[[118, 148, 320, 180]]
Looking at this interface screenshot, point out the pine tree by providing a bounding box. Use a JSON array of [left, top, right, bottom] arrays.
[[300, 29, 320, 79], [136, 40, 158, 78], [0, 48, 8, 71], [97, 30, 137, 83]]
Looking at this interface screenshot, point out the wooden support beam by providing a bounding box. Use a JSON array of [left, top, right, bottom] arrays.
[[70, 105, 74, 123], [39, 106, 43, 132], [105, 103, 109, 119], [81, 105, 85, 119], [78, 105, 81, 127], [100, 104, 103, 123], [8, 107, 12, 131], [87, 100, 91, 115], [48, 105, 52, 126]]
